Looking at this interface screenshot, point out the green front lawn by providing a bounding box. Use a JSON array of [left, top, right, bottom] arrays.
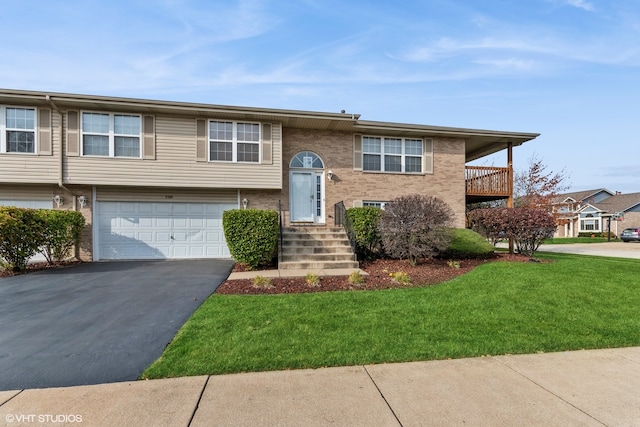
[[542, 237, 614, 244], [142, 253, 640, 379]]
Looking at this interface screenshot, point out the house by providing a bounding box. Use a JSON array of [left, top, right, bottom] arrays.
[[552, 189, 640, 237], [0, 89, 538, 261]]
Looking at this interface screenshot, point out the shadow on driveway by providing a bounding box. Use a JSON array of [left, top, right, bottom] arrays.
[[0, 259, 234, 391]]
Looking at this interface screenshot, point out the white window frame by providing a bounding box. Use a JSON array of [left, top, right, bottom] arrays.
[[80, 111, 142, 158], [363, 201, 389, 209], [362, 136, 425, 174], [0, 106, 37, 154], [208, 120, 261, 163], [579, 214, 601, 232]]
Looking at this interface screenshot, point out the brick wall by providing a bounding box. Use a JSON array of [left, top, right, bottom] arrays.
[[249, 128, 467, 228]]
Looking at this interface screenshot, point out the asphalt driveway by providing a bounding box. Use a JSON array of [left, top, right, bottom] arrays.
[[0, 260, 234, 391]]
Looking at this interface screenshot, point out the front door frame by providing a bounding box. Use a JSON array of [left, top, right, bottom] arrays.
[[289, 151, 326, 224]]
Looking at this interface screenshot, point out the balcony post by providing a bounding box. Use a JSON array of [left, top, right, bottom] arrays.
[[507, 141, 515, 254]]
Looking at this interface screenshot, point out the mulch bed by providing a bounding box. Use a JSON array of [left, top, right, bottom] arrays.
[[0, 260, 83, 278], [217, 253, 536, 295]]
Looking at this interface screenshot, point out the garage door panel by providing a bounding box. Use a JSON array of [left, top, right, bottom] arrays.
[[97, 201, 234, 260]]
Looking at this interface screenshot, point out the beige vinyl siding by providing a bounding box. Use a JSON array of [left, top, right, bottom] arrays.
[[96, 187, 238, 204], [0, 110, 60, 184], [64, 116, 282, 189], [0, 184, 56, 201]]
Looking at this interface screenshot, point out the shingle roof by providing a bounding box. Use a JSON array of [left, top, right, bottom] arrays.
[[592, 192, 640, 214], [553, 189, 611, 204]]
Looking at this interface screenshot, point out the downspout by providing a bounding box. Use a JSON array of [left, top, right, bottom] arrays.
[[47, 95, 80, 260], [46, 95, 77, 210]]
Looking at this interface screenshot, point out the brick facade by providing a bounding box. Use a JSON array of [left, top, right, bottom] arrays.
[[244, 127, 467, 228]]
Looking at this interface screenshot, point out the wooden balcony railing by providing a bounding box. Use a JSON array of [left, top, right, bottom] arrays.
[[465, 166, 512, 201]]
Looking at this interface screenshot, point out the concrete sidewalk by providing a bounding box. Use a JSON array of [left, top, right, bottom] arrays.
[[1, 347, 639, 426]]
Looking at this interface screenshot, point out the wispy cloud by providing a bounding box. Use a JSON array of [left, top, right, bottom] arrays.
[[565, 0, 595, 12]]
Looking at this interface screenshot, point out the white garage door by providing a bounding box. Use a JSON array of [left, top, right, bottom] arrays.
[[97, 201, 236, 260]]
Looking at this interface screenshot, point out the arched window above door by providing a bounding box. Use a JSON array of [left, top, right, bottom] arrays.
[[290, 151, 324, 169]]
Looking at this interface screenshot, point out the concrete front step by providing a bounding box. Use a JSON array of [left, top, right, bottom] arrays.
[[281, 253, 356, 262], [279, 226, 358, 270], [281, 246, 352, 255], [278, 261, 360, 270]]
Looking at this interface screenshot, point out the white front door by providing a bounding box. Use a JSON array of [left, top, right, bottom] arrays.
[[290, 171, 324, 223]]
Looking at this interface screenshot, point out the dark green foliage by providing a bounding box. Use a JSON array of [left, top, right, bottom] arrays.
[[38, 209, 85, 264], [0, 207, 47, 272], [223, 209, 279, 270], [378, 194, 455, 265], [347, 207, 383, 259], [440, 228, 495, 259]]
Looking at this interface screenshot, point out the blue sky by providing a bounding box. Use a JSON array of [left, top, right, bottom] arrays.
[[2, 0, 639, 193]]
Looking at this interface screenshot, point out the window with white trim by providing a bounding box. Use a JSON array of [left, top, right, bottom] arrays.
[[362, 136, 424, 173], [81, 112, 141, 157], [363, 201, 388, 209], [580, 213, 600, 232], [0, 106, 36, 153], [209, 120, 260, 163]]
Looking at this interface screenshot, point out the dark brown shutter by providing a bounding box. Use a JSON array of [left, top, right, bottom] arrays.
[[37, 108, 52, 155], [66, 111, 80, 156], [261, 123, 272, 164], [142, 115, 155, 160], [196, 119, 207, 162], [353, 134, 363, 170]]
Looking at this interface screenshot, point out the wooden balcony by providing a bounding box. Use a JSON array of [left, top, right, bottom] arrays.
[[465, 166, 512, 204]]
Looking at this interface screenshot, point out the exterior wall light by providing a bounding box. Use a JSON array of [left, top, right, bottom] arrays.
[[242, 198, 248, 209], [53, 195, 63, 207], [327, 170, 334, 181], [78, 195, 88, 208]]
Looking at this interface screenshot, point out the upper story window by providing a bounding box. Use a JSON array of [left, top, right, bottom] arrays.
[[81, 112, 141, 158], [209, 121, 260, 163], [1, 106, 36, 153], [362, 136, 424, 173]]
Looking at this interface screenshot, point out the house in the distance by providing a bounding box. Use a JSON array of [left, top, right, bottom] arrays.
[[552, 189, 640, 237], [0, 89, 538, 262]]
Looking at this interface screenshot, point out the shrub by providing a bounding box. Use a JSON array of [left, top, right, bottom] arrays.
[[469, 208, 556, 257], [348, 270, 365, 285], [38, 209, 85, 264], [0, 207, 47, 272], [347, 207, 383, 259], [389, 271, 411, 285], [223, 209, 279, 270], [305, 273, 320, 287], [440, 228, 495, 259], [378, 194, 455, 265], [252, 275, 273, 288]]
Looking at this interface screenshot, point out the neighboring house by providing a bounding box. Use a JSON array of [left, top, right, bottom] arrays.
[[552, 189, 640, 237], [0, 89, 538, 261]]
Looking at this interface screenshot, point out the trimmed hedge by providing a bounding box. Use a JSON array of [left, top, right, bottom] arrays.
[[38, 209, 85, 264], [0, 207, 46, 272], [347, 207, 383, 259], [440, 228, 495, 259], [0, 207, 86, 271], [223, 209, 279, 270]]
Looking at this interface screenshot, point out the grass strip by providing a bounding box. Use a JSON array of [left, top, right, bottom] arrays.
[[143, 253, 640, 379]]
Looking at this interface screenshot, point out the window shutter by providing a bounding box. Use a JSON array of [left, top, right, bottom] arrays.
[[352, 200, 363, 208], [38, 108, 52, 155], [423, 138, 433, 174], [353, 134, 362, 170], [262, 123, 272, 164], [66, 111, 80, 156], [142, 115, 155, 160], [196, 119, 207, 162]]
